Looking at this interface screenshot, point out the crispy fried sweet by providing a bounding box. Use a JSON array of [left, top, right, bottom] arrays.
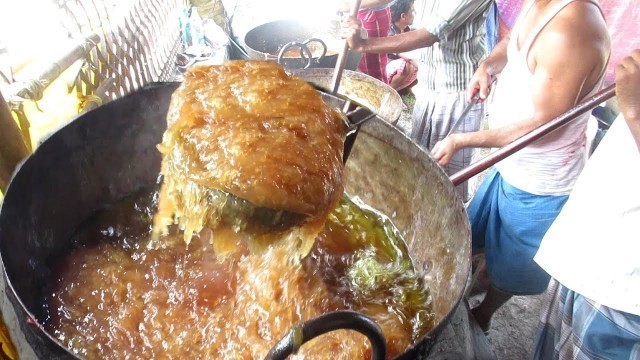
[[153, 61, 346, 242]]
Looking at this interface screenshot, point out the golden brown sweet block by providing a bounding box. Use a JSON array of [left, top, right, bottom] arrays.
[[160, 61, 346, 222]]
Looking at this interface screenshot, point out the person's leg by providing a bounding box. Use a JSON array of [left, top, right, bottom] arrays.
[[466, 169, 500, 304], [564, 292, 640, 359], [410, 86, 434, 146], [389, 67, 413, 90], [470, 175, 569, 331], [470, 285, 512, 332], [386, 58, 418, 91]]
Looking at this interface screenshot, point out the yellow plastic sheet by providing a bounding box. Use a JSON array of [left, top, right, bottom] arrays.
[[0, 317, 17, 359]]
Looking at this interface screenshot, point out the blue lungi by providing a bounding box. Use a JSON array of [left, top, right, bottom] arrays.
[[467, 169, 568, 295], [533, 279, 640, 359]]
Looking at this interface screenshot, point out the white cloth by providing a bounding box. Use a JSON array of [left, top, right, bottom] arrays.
[[534, 115, 640, 316], [488, 0, 605, 196]]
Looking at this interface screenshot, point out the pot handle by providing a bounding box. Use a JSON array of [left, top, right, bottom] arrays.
[[302, 38, 328, 61], [264, 310, 387, 360], [277, 38, 327, 69], [277, 41, 314, 69]]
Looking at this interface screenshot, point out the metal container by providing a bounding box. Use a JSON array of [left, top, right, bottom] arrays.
[[243, 19, 363, 71], [293, 68, 403, 124], [0, 83, 470, 359]]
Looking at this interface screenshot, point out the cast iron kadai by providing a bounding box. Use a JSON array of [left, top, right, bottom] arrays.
[[0, 81, 472, 359], [244, 20, 338, 70]]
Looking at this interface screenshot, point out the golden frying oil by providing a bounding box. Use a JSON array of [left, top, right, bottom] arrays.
[[46, 189, 434, 359]]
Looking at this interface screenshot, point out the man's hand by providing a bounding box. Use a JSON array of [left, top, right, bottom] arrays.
[[431, 135, 461, 166], [466, 36, 509, 103], [616, 50, 640, 121], [615, 49, 640, 150], [466, 62, 496, 103], [342, 16, 366, 51]]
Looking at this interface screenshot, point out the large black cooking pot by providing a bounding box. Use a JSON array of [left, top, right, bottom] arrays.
[[244, 19, 361, 71], [0, 82, 471, 359]]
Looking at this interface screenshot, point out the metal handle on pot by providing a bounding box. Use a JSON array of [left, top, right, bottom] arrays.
[[264, 310, 387, 360], [344, 106, 377, 163], [303, 38, 328, 62], [277, 41, 314, 69]]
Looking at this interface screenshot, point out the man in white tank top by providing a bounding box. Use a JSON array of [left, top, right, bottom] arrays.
[[431, 0, 611, 332]]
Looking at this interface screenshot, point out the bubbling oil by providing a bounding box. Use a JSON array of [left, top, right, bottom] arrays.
[[46, 188, 434, 359]]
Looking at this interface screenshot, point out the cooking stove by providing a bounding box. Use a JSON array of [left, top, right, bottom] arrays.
[[425, 301, 496, 359]]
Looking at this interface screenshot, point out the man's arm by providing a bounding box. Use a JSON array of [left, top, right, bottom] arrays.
[[432, 4, 609, 165], [345, 0, 491, 54], [615, 50, 640, 151], [467, 34, 509, 101], [346, 24, 437, 53]]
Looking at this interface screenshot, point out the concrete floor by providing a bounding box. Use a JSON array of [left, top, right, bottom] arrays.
[[395, 92, 543, 359]]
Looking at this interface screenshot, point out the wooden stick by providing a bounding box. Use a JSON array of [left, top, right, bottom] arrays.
[[450, 84, 617, 186], [330, 0, 362, 95]]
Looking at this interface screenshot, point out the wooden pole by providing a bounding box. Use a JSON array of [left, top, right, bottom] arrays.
[[0, 90, 29, 193], [450, 84, 616, 186], [330, 0, 362, 95]]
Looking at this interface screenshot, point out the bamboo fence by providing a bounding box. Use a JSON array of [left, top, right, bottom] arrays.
[[2, 0, 186, 154]]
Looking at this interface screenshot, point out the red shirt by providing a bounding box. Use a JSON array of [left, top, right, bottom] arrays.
[[357, 8, 391, 84]]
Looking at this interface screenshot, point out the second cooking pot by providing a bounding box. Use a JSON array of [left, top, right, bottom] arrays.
[[244, 19, 361, 70]]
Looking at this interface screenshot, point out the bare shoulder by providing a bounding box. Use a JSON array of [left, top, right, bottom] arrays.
[[540, 1, 609, 56], [533, 0, 610, 72], [557, 1, 608, 39]]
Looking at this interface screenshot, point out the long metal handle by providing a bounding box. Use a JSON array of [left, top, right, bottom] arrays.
[[446, 96, 480, 138], [447, 77, 496, 137], [264, 310, 386, 360], [450, 84, 616, 186], [331, 0, 362, 94]]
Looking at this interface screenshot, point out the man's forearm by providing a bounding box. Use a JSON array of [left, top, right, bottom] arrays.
[[623, 113, 640, 151], [358, 28, 438, 54], [452, 117, 541, 150], [481, 35, 509, 75]]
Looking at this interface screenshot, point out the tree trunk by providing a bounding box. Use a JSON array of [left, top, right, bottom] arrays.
[[0, 90, 29, 193]]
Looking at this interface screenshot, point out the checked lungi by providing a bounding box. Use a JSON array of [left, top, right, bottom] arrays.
[[411, 88, 483, 201], [533, 279, 640, 360]]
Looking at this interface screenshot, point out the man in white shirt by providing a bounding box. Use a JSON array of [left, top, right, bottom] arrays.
[[532, 50, 640, 359]]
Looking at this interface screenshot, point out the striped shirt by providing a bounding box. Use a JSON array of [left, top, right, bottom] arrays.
[[414, 0, 493, 93]]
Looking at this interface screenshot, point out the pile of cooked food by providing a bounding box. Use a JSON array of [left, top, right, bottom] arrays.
[[45, 61, 434, 359]]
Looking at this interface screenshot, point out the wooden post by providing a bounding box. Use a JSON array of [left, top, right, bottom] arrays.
[[0, 90, 29, 193]]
